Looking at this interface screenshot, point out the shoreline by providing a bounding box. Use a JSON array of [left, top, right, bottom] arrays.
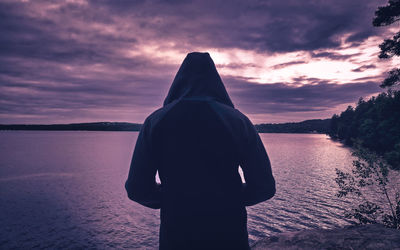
[[0, 118, 331, 134], [251, 224, 400, 249]]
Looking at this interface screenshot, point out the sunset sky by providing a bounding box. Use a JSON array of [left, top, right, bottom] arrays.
[[1, 0, 398, 124]]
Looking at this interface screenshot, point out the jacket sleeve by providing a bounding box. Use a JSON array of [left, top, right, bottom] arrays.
[[125, 118, 162, 209], [240, 118, 276, 206]]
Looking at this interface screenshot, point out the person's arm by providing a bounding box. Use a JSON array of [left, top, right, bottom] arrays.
[[240, 119, 276, 206], [125, 119, 161, 209]]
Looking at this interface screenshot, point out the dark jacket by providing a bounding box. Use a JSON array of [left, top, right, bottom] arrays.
[[125, 52, 275, 250]]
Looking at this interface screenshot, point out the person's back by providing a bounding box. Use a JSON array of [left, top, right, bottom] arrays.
[[125, 52, 275, 250]]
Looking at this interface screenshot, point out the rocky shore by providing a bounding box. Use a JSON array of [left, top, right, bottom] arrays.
[[251, 224, 400, 250]]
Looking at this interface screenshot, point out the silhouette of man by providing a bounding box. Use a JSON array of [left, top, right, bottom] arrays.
[[125, 52, 275, 250]]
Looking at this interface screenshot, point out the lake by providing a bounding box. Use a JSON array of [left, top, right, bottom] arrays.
[[0, 131, 354, 249]]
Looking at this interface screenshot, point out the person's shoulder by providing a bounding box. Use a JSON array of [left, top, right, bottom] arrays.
[[142, 100, 179, 128], [209, 102, 258, 145], [209, 101, 253, 126]]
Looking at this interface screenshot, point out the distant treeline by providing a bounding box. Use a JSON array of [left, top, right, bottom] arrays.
[[255, 119, 331, 134], [328, 90, 400, 169], [0, 122, 142, 131], [0, 119, 331, 134]]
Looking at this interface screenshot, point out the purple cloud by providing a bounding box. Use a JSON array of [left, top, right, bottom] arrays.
[[0, 0, 390, 124]]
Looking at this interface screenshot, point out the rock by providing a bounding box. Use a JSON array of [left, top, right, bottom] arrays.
[[251, 224, 400, 250]]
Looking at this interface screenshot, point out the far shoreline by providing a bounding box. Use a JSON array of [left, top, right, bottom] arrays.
[[0, 119, 331, 134], [0, 130, 328, 134]]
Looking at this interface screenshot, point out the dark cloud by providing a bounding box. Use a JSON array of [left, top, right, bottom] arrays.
[[0, 0, 389, 123], [76, 0, 387, 52], [224, 77, 381, 115], [1, 70, 381, 124], [352, 64, 377, 72], [290, 76, 328, 85], [272, 61, 307, 70], [310, 51, 358, 60]]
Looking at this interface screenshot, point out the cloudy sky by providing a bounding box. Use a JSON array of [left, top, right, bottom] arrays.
[[0, 0, 397, 124]]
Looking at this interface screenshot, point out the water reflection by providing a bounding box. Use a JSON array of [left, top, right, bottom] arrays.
[[0, 131, 355, 249]]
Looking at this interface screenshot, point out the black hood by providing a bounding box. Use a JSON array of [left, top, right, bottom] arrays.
[[163, 52, 234, 108]]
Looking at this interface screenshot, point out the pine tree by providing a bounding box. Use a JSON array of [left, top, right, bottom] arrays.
[[373, 0, 400, 88]]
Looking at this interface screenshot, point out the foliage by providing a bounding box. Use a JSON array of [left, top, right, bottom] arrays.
[[328, 91, 400, 170], [335, 145, 400, 229], [381, 68, 400, 88], [373, 0, 400, 88], [333, 0, 400, 230], [255, 119, 331, 134]]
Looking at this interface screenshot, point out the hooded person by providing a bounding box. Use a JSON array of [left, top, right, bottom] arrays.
[[125, 52, 276, 250]]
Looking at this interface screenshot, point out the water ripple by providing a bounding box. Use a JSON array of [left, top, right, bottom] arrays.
[[0, 132, 360, 248]]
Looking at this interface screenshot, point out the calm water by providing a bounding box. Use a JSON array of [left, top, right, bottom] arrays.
[[0, 131, 354, 249]]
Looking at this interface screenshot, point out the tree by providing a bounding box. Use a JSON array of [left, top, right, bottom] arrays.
[[333, 0, 400, 230], [328, 91, 400, 170], [335, 145, 400, 229], [373, 0, 400, 88]]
